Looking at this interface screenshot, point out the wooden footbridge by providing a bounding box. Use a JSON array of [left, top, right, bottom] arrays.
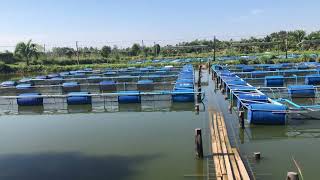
[[209, 108, 251, 180]]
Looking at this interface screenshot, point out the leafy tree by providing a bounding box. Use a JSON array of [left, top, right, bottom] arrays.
[[101, 46, 112, 58], [154, 44, 161, 56], [14, 40, 39, 66], [131, 43, 141, 56]]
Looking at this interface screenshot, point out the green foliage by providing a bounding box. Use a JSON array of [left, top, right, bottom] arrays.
[[131, 43, 141, 56], [101, 46, 112, 58], [0, 52, 17, 64], [154, 44, 161, 56], [14, 40, 40, 66], [0, 62, 14, 73], [239, 58, 248, 65]]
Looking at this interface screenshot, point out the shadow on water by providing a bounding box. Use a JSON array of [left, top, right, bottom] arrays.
[[67, 105, 93, 113], [0, 152, 163, 180], [18, 106, 44, 114]]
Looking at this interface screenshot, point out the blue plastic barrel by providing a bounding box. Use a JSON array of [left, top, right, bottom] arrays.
[[19, 78, 34, 85], [172, 89, 194, 102], [251, 71, 266, 77], [265, 76, 284, 87], [248, 104, 286, 125], [16, 84, 33, 90], [137, 80, 154, 91], [62, 82, 80, 92], [242, 66, 255, 72], [87, 76, 102, 83], [73, 73, 86, 78], [237, 94, 268, 110], [35, 75, 48, 79], [305, 74, 320, 85], [48, 74, 60, 79], [1, 81, 17, 87], [118, 91, 141, 103], [59, 72, 70, 77], [67, 92, 92, 105], [99, 80, 117, 91], [288, 85, 315, 98], [17, 93, 43, 106]]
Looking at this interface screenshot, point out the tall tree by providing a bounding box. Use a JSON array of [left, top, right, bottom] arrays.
[[14, 40, 39, 66], [101, 46, 112, 58], [131, 43, 141, 56], [154, 44, 161, 56]]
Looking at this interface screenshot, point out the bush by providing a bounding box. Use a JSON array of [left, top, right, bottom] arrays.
[[0, 62, 14, 73], [239, 58, 248, 65], [0, 52, 17, 64], [251, 59, 261, 64]]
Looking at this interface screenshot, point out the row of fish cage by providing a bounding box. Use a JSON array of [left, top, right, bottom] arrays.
[[229, 62, 319, 73], [212, 65, 287, 125], [4, 64, 197, 108], [0, 80, 184, 95], [5, 97, 197, 115]]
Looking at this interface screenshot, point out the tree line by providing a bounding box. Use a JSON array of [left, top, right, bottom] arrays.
[[1, 29, 320, 66]]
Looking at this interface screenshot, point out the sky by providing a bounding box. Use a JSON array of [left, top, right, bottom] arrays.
[[0, 0, 319, 50]]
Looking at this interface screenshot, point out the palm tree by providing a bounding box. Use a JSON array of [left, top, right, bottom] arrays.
[[14, 40, 39, 66]]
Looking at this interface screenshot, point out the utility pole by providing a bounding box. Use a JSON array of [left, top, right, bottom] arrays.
[[213, 36, 216, 62], [285, 32, 288, 59], [76, 41, 80, 65]]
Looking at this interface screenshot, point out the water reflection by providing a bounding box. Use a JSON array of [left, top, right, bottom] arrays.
[[67, 105, 92, 113], [0, 152, 162, 180], [18, 106, 44, 114]]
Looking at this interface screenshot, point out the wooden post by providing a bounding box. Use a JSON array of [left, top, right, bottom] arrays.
[[195, 104, 200, 112], [228, 104, 232, 113], [254, 152, 261, 160], [195, 128, 203, 158], [286, 172, 299, 180], [239, 111, 245, 129]]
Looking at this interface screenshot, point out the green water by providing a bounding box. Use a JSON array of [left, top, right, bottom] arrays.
[[0, 111, 208, 180], [3, 70, 320, 179]]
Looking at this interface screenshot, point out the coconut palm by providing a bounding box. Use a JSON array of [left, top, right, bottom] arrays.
[[14, 40, 39, 66]]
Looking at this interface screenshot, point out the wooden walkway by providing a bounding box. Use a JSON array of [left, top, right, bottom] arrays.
[[209, 108, 250, 180]]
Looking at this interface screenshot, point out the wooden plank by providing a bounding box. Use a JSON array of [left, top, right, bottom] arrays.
[[209, 111, 223, 179], [219, 113, 241, 180], [213, 111, 228, 179], [216, 113, 234, 180], [232, 148, 251, 180]]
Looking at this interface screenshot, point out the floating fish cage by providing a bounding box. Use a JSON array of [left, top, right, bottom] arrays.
[[213, 62, 320, 125], [0, 64, 200, 114]]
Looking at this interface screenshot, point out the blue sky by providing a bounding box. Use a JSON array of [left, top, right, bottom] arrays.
[[0, 0, 319, 49]]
